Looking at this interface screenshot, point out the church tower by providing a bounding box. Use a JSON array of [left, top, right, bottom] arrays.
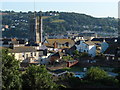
[[35, 12, 43, 45], [29, 15, 36, 44]]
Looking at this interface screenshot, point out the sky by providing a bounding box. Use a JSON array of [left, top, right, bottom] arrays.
[[1, 0, 119, 18]]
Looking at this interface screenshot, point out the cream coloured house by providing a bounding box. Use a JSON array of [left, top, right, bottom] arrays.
[[9, 46, 45, 63]]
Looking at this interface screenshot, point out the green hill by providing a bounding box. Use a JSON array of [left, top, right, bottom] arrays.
[[1, 11, 118, 38]]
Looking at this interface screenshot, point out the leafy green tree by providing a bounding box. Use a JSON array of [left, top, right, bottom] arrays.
[[22, 65, 58, 89], [73, 50, 79, 56], [2, 49, 22, 90], [85, 67, 108, 81], [62, 55, 73, 61], [72, 50, 80, 60], [84, 67, 119, 87]]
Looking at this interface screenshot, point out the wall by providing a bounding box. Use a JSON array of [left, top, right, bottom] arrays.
[[13, 51, 40, 62], [88, 45, 96, 57], [75, 40, 96, 57]]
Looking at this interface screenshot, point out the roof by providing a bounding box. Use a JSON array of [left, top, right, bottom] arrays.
[[52, 52, 63, 57], [45, 39, 75, 44], [91, 38, 118, 43], [44, 39, 75, 48], [84, 41, 95, 46], [2, 38, 25, 45], [104, 43, 120, 54], [91, 41, 102, 44], [91, 41, 102, 46], [10, 46, 37, 53]]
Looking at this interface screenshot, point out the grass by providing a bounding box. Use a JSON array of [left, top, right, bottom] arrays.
[[51, 19, 65, 23], [42, 16, 52, 19], [61, 66, 83, 72]]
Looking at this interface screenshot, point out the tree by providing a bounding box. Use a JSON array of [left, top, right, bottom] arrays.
[[72, 50, 80, 60], [2, 49, 22, 90], [62, 55, 73, 61], [85, 67, 108, 81], [84, 67, 119, 87], [22, 65, 58, 89], [72, 50, 79, 56]]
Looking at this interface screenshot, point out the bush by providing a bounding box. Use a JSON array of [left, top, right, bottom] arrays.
[[58, 84, 66, 88], [101, 76, 119, 86], [84, 67, 119, 87], [84, 67, 108, 81]]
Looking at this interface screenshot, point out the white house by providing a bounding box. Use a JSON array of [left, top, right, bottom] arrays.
[[75, 40, 96, 57], [9, 46, 47, 64], [91, 39, 109, 53]]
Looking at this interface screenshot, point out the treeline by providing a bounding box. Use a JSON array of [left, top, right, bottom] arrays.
[[1, 11, 118, 38]]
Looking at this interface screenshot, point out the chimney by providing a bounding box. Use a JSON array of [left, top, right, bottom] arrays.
[[53, 41, 58, 48]]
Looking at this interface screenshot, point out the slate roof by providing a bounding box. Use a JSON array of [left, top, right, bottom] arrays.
[[91, 38, 118, 43], [2, 38, 25, 45], [10, 46, 37, 53], [104, 43, 120, 54]]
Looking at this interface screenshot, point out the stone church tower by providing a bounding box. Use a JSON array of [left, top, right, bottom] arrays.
[[29, 12, 43, 46], [35, 15, 43, 44]]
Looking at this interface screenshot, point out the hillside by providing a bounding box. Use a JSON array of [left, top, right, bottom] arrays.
[[1, 11, 118, 38]]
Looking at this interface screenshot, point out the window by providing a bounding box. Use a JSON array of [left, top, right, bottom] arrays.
[[66, 42, 69, 47], [106, 57, 109, 60], [34, 52, 36, 56], [22, 53, 24, 57], [26, 54, 28, 58], [112, 57, 115, 60], [31, 53, 33, 57]]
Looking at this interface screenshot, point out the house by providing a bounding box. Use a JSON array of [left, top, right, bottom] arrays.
[[1, 38, 26, 48], [75, 40, 96, 57], [49, 52, 63, 64], [104, 43, 120, 61], [9, 46, 47, 64], [91, 40, 109, 53], [91, 37, 118, 53], [43, 39, 75, 52], [79, 31, 97, 40], [91, 37, 118, 44], [72, 36, 84, 42], [64, 45, 76, 55]]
